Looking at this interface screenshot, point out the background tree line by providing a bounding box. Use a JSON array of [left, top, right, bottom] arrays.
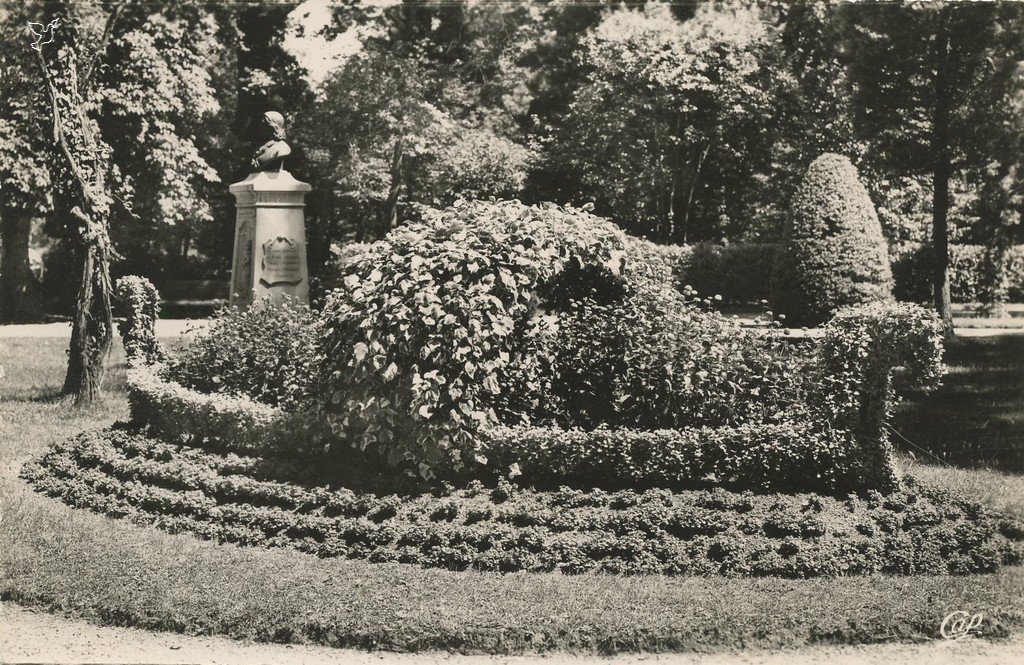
[[1, 0, 1023, 399]]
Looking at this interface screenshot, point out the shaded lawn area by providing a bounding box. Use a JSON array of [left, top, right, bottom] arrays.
[[1, 335, 1024, 654], [894, 335, 1024, 473]]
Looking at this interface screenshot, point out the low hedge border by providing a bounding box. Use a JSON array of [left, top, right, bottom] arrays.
[[21, 428, 1024, 578], [125, 363, 325, 458], [475, 422, 863, 494]]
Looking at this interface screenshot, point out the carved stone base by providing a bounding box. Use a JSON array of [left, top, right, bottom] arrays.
[[228, 170, 311, 307]]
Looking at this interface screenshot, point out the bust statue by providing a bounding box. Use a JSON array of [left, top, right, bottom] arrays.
[[251, 111, 292, 172]]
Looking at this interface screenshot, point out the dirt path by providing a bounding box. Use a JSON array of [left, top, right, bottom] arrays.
[[3, 602, 1023, 665]]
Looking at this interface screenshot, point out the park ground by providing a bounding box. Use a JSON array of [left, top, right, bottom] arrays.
[[1, 329, 1024, 660]]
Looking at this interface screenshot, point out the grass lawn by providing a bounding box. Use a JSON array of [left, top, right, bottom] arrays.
[[894, 335, 1024, 473], [2, 335, 1024, 654]]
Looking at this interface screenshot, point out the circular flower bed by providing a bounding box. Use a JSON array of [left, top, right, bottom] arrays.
[[22, 427, 1024, 578]]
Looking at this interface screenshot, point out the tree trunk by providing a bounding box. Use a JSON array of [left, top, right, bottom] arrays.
[[931, 11, 955, 337], [681, 143, 710, 246], [0, 207, 42, 323], [62, 239, 113, 404], [378, 136, 404, 239]]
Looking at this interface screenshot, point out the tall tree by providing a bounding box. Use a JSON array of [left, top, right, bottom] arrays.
[[845, 1, 1024, 334], [98, 4, 224, 284], [0, 6, 51, 322], [294, 0, 534, 250], [36, 2, 127, 403], [549, 3, 779, 243]]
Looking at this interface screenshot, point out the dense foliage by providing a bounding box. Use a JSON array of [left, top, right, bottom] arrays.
[[532, 270, 815, 433], [114, 276, 163, 365], [771, 154, 894, 326], [24, 428, 1024, 578], [317, 200, 629, 473], [165, 300, 325, 410], [892, 243, 1024, 305], [549, 3, 781, 243], [300, 200, 941, 490], [672, 243, 777, 305]]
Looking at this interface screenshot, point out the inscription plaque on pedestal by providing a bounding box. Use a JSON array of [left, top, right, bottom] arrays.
[[260, 237, 303, 286]]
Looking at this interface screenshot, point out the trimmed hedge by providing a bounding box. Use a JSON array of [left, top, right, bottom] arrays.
[[771, 154, 894, 326], [664, 241, 1024, 307], [126, 363, 324, 458], [481, 301, 943, 496], [115, 276, 163, 364], [815, 302, 945, 490], [892, 243, 1024, 304], [23, 428, 1024, 578], [476, 422, 861, 494]]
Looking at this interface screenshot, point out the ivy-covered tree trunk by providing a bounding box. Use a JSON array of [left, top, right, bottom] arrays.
[[62, 238, 113, 401], [0, 207, 41, 323], [36, 3, 122, 405]]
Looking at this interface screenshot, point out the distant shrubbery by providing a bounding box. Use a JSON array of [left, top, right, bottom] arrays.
[[891, 243, 1024, 304], [771, 154, 894, 326], [665, 241, 1024, 308]]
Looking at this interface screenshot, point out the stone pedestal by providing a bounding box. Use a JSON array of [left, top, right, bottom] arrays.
[[228, 170, 311, 307]]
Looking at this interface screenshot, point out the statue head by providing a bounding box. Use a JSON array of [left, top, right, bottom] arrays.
[[251, 111, 292, 172], [261, 111, 286, 141]]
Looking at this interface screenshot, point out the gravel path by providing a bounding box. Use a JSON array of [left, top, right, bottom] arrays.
[[2, 602, 1023, 665], [0, 320, 208, 339]]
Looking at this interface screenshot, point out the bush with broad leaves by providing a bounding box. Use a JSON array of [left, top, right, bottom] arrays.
[[166, 298, 325, 410], [317, 200, 631, 475]]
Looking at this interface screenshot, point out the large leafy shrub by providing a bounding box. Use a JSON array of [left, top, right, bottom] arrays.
[[771, 154, 894, 326], [312, 242, 373, 301], [165, 299, 325, 410], [317, 200, 629, 473]]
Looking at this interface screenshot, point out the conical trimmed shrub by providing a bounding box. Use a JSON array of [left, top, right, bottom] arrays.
[[771, 153, 893, 326]]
